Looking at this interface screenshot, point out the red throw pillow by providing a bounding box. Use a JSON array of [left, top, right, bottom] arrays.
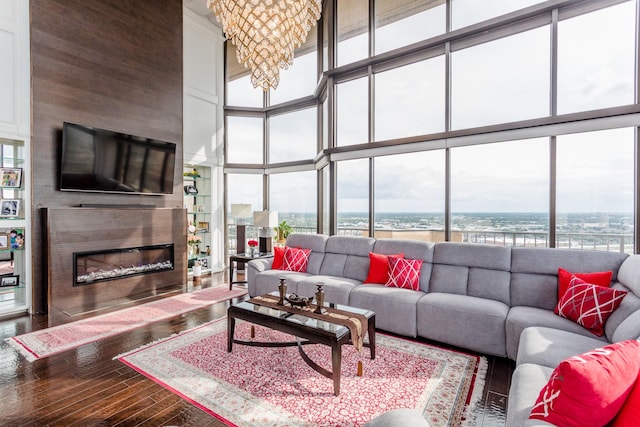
[[363, 252, 404, 284], [556, 276, 627, 336], [556, 268, 612, 313], [530, 340, 640, 427], [283, 247, 311, 273], [385, 257, 423, 291], [271, 246, 285, 270], [610, 371, 640, 427]]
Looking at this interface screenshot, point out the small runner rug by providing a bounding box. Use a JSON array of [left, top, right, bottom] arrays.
[[117, 319, 487, 427], [6, 286, 247, 362]]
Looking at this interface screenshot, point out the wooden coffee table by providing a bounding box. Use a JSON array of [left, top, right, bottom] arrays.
[[227, 295, 376, 396]]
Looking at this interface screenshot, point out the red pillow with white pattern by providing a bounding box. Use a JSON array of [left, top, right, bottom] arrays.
[[385, 257, 423, 291], [556, 276, 627, 336], [283, 247, 311, 273], [530, 340, 640, 427], [555, 268, 612, 313]]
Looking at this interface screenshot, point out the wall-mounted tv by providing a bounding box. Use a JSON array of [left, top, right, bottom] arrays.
[[60, 122, 176, 195]]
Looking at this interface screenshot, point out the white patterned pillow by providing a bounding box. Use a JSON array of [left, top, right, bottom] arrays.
[[283, 247, 311, 273], [385, 257, 423, 291]]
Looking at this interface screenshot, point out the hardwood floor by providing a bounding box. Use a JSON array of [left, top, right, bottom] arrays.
[[0, 273, 513, 426]]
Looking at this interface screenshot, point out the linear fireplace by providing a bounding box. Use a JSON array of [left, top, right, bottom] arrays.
[[74, 244, 175, 286]]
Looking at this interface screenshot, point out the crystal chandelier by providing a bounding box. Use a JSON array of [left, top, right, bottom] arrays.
[[207, 0, 322, 91]]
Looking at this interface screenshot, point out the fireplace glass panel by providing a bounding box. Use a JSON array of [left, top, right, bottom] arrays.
[[74, 244, 174, 286]]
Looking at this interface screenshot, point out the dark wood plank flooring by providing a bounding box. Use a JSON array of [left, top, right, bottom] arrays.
[[0, 272, 512, 426]]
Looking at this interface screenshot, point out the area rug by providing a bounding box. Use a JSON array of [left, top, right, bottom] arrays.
[[6, 286, 247, 362], [117, 319, 487, 427]]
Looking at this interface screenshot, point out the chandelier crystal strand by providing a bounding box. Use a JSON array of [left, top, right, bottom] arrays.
[[208, 0, 321, 90]]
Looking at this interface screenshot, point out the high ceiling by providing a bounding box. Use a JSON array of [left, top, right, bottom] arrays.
[[183, 0, 221, 27]]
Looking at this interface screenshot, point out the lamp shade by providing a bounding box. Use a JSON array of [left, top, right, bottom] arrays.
[[253, 210, 278, 228], [230, 203, 252, 218]]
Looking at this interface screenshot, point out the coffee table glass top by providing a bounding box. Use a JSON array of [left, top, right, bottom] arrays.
[[234, 293, 374, 336]]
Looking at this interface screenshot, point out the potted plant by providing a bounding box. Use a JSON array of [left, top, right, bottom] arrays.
[[274, 220, 293, 243]]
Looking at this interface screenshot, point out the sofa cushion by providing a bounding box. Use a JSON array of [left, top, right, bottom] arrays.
[[511, 247, 627, 278], [505, 306, 607, 360], [556, 267, 612, 302], [430, 243, 511, 305], [516, 326, 611, 368], [433, 242, 511, 271], [372, 239, 435, 292], [248, 269, 308, 297], [296, 275, 360, 305], [510, 272, 558, 310], [529, 340, 640, 427], [320, 236, 375, 281], [417, 293, 509, 357], [285, 234, 328, 275], [283, 247, 311, 272], [507, 363, 555, 427], [510, 248, 627, 310], [349, 285, 424, 337], [386, 257, 422, 291], [429, 264, 468, 295], [556, 277, 627, 336], [364, 252, 403, 284]]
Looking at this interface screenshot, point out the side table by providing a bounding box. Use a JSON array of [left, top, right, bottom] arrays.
[[229, 252, 273, 290]]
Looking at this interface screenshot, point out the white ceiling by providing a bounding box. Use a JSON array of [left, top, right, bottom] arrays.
[[183, 0, 222, 28]]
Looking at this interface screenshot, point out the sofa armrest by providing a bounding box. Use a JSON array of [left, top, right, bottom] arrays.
[[247, 258, 273, 290], [247, 258, 273, 274]]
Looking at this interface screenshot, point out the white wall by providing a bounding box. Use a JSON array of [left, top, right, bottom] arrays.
[[183, 7, 225, 272], [0, 0, 31, 315], [0, 0, 29, 139]]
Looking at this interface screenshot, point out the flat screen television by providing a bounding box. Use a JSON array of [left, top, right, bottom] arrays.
[[60, 122, 176, 195]]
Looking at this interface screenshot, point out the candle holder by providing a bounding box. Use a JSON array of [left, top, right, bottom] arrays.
[[314, 283, 325, 314], [278, 277, 287, 305]]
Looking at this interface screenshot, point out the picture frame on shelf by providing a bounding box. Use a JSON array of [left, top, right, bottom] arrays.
[[0, 274, 19, 287], [200, 258, 208, 269], [197, 221, 209, 232], [0, 168, 22, 188], [10, 229, 24, 249], [0, 199, 20, 218], [0, 233, 8, 250]]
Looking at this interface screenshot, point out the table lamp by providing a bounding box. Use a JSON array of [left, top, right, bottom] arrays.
[[231, 203, 252, 254], [253, 210, 278, 254]]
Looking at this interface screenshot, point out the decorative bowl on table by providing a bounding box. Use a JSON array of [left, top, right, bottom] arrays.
[[285, 294, 314, 308]]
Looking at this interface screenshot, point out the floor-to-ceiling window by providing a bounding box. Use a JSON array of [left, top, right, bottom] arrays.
[[374, 151, 446, 240], [556, 128, 635, 252], [451, 139, 550, 246], [223, 0, 640, 255], [337, 158, 371, 236], [269, 171, 318, 233]]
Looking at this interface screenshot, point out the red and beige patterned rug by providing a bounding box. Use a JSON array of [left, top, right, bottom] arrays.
[[7, 286, 246, 362], [117, 319, 487, 427]]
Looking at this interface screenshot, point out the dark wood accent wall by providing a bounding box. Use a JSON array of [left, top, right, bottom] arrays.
[[31, 0, 184, 313], [43, 208, 187, 325]]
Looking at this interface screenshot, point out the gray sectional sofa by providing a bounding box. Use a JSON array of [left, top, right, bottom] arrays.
[[246, 234, 640, 426]]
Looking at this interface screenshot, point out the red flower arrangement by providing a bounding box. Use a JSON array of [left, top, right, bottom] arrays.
[[248, 239, 259, 248]]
